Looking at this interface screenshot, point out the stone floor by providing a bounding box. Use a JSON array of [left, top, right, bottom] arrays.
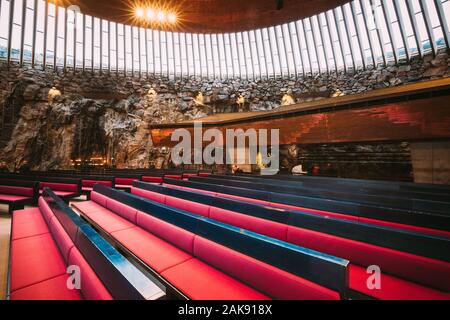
[[0, 205, 11, 300]]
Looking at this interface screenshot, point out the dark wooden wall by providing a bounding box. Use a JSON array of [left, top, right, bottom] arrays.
[[151, 96, 450, 147]]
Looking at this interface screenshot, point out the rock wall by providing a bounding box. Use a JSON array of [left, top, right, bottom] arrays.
[[0, 50, 449, 171]]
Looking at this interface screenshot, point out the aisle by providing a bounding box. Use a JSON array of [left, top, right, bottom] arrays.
[[0, 206, 11, 300]]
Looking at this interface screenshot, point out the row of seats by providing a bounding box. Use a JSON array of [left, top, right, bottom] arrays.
[[0, 174, 82, 201], [164, 178, 450, 236], [131, 181, 450, 300], [205, 175, 450, 214], [244, 173, 450, 196], [8, 188, 165, 300], [0, 179, 39, 213], [8, 170, 212, 195], [72, 185, 349, 300]]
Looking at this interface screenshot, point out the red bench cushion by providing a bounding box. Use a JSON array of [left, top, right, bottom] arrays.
[[115, 178, 137, 186], [75, 203, 135, 234], [193, 236, 340, 300], [209, 206, 288, 241], [38, 197, 55, 225], [164, 195, 210, 217], [10, 274, 83, 300], [68, 248, 112, 300], [0, 194, 29, 202], [348, 264, 450, 300], [91, 191, 109, 207], [142, 176, 164, 183], [0, 185, 34, 197], [106, 198, 138, 224], [136, 211, 195, 254], [10, 233, 67, 292], [131, 187, 166, 203], [161, 258, 270, 300], [165, 175, 182, 180], [111, 227, 192, 273], [48, 216, 75, 263], [40, 182, 78, 192], [286, 225, 450, 292], [12, 209, 49, 241], [82, 180, 113, 188]]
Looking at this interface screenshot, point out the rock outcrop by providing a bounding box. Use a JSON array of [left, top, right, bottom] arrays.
[[0, 50, 448, 170]]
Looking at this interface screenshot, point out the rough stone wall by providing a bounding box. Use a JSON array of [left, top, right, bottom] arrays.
[[0, 50, 449, 171]]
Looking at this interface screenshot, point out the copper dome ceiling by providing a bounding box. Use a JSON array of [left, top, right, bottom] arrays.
[[59, 0, 349, 33]]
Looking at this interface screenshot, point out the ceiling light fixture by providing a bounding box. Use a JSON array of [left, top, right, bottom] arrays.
[[135, 8, 144, 18], [157, 10, 166, 22], [134, 6, 177, 25], [146, 8, 155, 20], [167, 12, 177, 23]]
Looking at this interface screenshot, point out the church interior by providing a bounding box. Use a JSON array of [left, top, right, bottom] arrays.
[[0, 0, 449, 301]]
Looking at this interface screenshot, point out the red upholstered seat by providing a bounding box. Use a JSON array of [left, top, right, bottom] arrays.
[[111, 227, 192, 273], [209, 207, 288, 241], [115, 178, 137, 186], [131, 187, 166, 203], [165, 184, 450, 238], [270, 202, 360, 222], [73, 200, 109, 214], [10, 274, 83, 300], [68, 248, 113, 300], [105, 198, 138, 224], [79, 206, 135, 234], [38, 197, 55, 225], [0, 194, 29, 202], [12, 209, 49, 241], [182, 174, 198, 179], [161, 258, 270, 300], [10, 196, 113, 300], [136, 211, 196, 254], [142, 176, 164, 183], [82, 180, 113, 188], [193, 236, 340, 300], [39, 190, 76, 197], [165, 196, 210, 217], [91, 191, 109, 207], [272, 202, 450, 238], [11, 208, 41, 224], [0, 185, 34, 197], [10, 233, 68, 292], [286, 226, 450, 292], [48, 216, 75, 263], [39, 182, 78, 192], [163, 184, 217, 196], [164, 175, 182, 180], [115, 184, 133, 189], [348, 264, 450, 300], [198, 173, 211, 177]]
